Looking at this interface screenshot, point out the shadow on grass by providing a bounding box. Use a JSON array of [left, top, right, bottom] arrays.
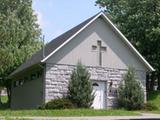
[[0, 103, 9, 110], [147, 91, 160, 101]]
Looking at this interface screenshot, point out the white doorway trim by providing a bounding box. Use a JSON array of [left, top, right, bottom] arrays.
[[91, 81, 106, 109]]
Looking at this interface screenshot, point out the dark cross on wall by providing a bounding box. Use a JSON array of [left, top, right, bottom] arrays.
[[92, 40, 107, 66]]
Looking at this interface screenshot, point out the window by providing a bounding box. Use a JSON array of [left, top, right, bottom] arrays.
[[31, 73, 36, 80], [13, 81, 20, 88], [37, 70, 42, 78], [19, 80, 24, 86]]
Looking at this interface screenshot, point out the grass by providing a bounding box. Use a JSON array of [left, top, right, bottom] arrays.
[[140, 90, 160, 114], [0, 109, 139, 117], [148, 90, 160, 109], [2, 91, 160, 117], [0, 96, 139, 117]]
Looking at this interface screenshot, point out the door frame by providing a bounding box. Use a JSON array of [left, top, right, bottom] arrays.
[[91, 80, 107, 109]]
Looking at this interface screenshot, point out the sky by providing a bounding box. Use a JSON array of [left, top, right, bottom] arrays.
[[32, 0, 101, 42]]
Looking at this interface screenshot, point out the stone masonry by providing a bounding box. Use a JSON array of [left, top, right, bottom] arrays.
[[45, 63, 146, 108]]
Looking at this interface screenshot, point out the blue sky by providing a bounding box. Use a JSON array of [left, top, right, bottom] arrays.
[[33, 0, 101, 42]]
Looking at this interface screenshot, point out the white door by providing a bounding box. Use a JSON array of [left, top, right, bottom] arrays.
[[91, 81, 105, 109]]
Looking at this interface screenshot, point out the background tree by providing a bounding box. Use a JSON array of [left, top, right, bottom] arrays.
[[68, 62, 94, 108], [96, 0, 160, 90], [117, 67, 144, 110], [0, 0, 42, 106]]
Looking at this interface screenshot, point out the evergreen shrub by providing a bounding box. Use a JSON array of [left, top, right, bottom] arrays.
[[68, 62, 94, 108], [117, 67, 144, 110]]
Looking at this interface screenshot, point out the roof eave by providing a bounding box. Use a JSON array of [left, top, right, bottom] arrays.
[[41, 12, 103, 63], [9, 62, 43, 78], [40, 12, 154, 72], [101, 13, 154, 72]]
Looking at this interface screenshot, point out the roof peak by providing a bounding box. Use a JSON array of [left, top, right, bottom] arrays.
[[10, 11, 154, 77]]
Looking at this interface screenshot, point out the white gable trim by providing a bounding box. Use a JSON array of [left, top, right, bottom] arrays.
[[41, 12, 154, 71], [41, 13, 102, 62], [101, 13, 154, 71]]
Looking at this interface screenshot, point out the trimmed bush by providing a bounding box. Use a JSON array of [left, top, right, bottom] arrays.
[[43, 98, 74, 109], [117, 67, 144, 110], [68, 62, 94, 108]]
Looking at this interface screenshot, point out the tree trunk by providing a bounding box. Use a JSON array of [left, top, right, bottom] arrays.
[[3, 78, 12, 107], [6, 86, 11, 107], [0, 89, 2, 107]]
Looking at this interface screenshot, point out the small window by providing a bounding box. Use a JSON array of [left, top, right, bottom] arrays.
[[13, 81, 19, 88], [92, 83, 99, 86], [31, 73, 36, 80], [37, 70, 42, 78], [19, 80, 24, 86]]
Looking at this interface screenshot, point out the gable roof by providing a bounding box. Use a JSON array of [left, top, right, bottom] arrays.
[[10, 12, 154, 77], [10, 13, 99, 77]]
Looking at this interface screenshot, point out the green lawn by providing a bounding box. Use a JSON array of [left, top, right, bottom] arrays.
[[148, 90, 160, 109], [0, 109, 139, 117], [2, 91, 160, 117], [0, 96, 139, 117], [141, 90, 160, 114]]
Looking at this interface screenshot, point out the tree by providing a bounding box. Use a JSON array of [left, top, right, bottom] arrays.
[[117, 67, 144, 110], [96, 0, 160, 90], [0, 0, 42, 106], [68, 62, 94, 108]]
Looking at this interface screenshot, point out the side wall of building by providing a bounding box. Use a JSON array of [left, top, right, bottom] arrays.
[[45, 64, 146, 108], [11, 67, 44, 109]]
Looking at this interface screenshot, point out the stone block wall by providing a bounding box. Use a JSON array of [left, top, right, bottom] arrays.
[[44, 63, 146, 108]]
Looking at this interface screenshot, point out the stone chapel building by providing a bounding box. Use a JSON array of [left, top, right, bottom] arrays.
[[10, 12, 154, 109]]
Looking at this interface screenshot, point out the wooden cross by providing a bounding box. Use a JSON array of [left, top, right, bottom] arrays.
[[92, 40, 107, 66]]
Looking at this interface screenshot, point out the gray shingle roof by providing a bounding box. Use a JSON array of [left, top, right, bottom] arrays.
[[10, 13, 98, 77]]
